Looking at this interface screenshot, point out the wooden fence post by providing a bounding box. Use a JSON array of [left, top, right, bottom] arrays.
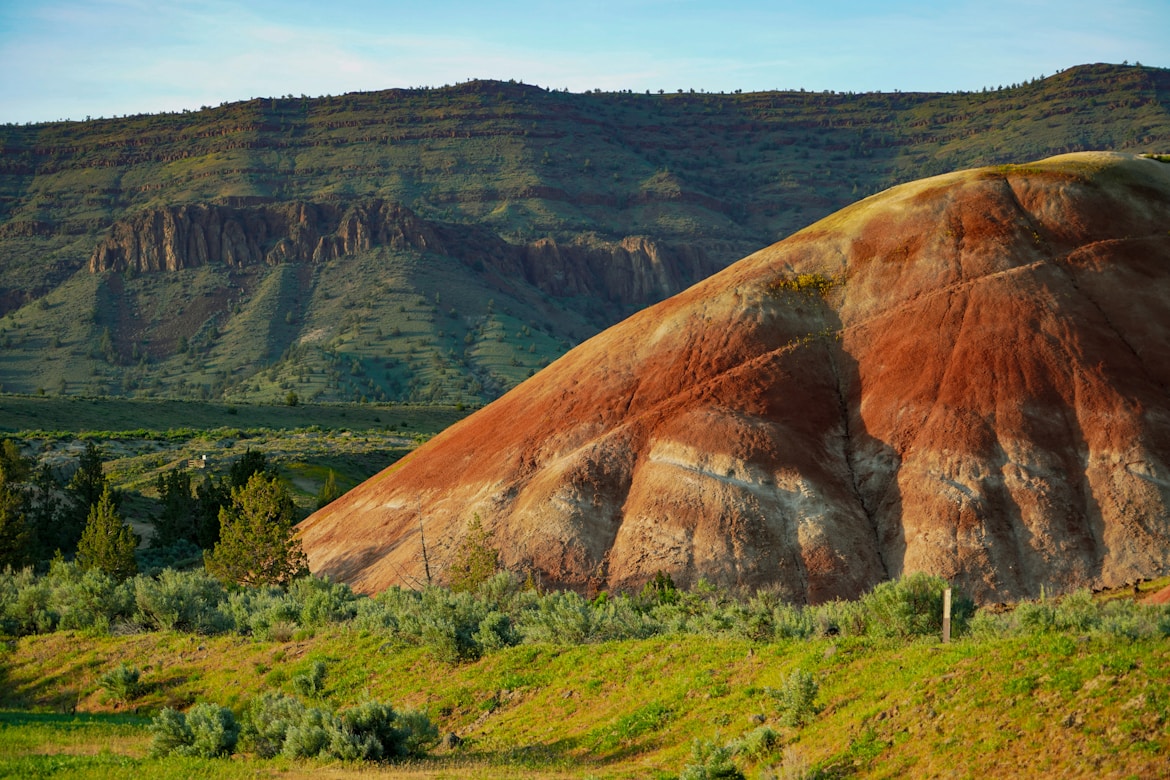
[[942, 587, 952, 643]]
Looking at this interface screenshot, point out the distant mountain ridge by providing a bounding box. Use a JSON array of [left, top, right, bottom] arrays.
[[1, 63, 1168, 404]]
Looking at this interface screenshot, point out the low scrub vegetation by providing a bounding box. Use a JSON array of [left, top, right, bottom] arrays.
[[2, 566, 1169, 777], [4, 562, 1167, 655], [148, 692, 436, 763]]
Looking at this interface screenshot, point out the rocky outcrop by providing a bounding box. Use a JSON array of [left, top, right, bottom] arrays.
[[89, 200, 720, 307], [515, 236, 717, 304], [297, 153, 1170, 605], [87, 200, 443, 272]]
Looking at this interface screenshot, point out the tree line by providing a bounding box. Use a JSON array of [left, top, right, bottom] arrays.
[[0, 439, 312, 587]]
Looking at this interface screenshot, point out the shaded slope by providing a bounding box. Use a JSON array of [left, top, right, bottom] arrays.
[[300, 153, 1170, 604]]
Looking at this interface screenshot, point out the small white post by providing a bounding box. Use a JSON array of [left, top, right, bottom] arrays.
[[942, 588, 952, 643]]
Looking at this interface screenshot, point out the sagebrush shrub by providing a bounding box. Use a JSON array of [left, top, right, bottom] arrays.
[[860, 572, 972, 639], [522, 590, 659, 644], [967, 607, 1012, 639], [733, 725, 779, 758], [99, 662, 143, 703], [134, 568, 228, 632], [813, 598, 867, 638], [219, 586, 298, 638], [280, 706, 334, 759], [473, 611, 518, 652], [335, 700, 400, 760], [394, 708, 440, 758], [770, 602, 817, 640], [1098, 599, 1169, 640], [1, 561, 138, 636], [679, 738, 745, 780], [1052, 589, 1098, 632], [291, 575, 359, 627], [184, 702, 240, 757], [10, 571, 55, 634], [46, 559, 134, 633], [773, 668, 819, 728], [240, 692, 437, 762], [474, 570, 525, 611], [291, 660, 328, 698], [241, 691, 307, 758], [148, 707, 192, 758], [416, 587, 490, 662], [149, 703, 238, 758], [1014, 599, 1056, 633]]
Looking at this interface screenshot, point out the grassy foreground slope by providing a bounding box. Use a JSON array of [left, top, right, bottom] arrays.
[[2, 587, 1168, 779]]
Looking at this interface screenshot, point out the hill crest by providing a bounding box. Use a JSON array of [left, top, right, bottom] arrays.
[[298, 152, 1170, 604]]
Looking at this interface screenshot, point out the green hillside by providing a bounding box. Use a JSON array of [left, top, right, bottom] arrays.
[[2, 576, 1168, 778], [2, 63, 1169, 405]]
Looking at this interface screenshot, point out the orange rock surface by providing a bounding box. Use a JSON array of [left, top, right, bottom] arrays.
[[299, 152, 1170, 603]]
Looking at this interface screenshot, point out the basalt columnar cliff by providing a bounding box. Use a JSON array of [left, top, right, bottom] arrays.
[[2, 64, 1170, 404], [85, 199, 716, 306], [299, 153, 1170, 605]]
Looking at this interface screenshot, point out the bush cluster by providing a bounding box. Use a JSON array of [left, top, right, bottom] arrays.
[[99, 662, 144, 703], [970, 587, 1170, 640], [148, 691, 437, 763], [4, 562, 1169, 665], [771, 668, 819, 728]]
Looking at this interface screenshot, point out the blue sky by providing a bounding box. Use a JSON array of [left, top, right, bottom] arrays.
[[1, 0, 1167, 123]]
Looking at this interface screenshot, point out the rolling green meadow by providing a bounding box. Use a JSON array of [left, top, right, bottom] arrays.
[[2, 569, 1169, 779]]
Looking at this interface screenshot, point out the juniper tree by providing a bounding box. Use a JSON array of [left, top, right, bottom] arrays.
[[194, 476, 229, 549], [64, 441, 111, 554], [153, 467, 197, 547], [27, 464, 63, 560], [228, 448, 269, 490], [0, 471, 31, 569], [0, 438, 31, 482], [447, 514, 499, 593], [316, 470, 341, 510], [204, 473, 308, 588], [76, 485, 138, 581], [68, 441, 107, 512]]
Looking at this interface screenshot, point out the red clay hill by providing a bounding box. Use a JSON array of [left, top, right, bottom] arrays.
[[299, 152, 1170, 604]]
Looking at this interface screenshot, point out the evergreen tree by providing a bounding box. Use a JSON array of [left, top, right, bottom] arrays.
[[0, 471, 31, 569], [228, 449, 269, 490], [68, 441, 107, 510], [194, 476, 229, 549], [316, 469, 342, 510], [27, 464, 63, 560], [204, 473, 308, 588], [0, 438, 31, 482], [76, 486, 138, 581], [447, 515, 499, 593], [64, 441, 110, 553], [153, 467, 196, 547]]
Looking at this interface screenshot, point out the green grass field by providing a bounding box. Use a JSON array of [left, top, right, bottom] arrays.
[[2, 597, 1168, 779], [0, 394, 466, 436]]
